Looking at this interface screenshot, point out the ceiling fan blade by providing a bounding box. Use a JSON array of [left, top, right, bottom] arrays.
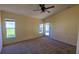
[[46, 6, 55, 9], [47, 11, 50, 13], [33, 9, 41, 11]]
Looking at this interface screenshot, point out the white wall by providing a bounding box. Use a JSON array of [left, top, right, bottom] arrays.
[[0, 11, 2, 53]]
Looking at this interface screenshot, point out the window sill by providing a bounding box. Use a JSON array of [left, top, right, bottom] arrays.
[[6, 37, 16, 40]]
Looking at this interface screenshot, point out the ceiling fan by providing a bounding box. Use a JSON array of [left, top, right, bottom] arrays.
[[33, 4, 55, 13]]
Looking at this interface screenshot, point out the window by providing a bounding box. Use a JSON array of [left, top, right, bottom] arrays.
[[5, 20, 16, 39], [39, 24, 43, 33]]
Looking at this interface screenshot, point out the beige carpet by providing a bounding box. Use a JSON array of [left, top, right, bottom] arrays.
[[1, 37, 76, 54]]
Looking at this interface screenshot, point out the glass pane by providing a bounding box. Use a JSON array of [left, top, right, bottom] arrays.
[[6, 21, 15, 28], [6, 28, 15, 38]]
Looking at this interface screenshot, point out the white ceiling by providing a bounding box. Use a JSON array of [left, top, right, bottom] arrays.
[[0, 4, 75, 19]]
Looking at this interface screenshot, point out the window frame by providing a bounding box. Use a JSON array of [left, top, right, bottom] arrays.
[[5, 19, 16, 39]]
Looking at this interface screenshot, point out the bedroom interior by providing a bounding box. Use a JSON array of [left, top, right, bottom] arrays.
[[0, 4, 79, 54]]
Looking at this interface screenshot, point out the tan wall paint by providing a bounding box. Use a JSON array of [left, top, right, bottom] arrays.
[[1, 11, 42, 45], [45, 5, 79, 46]]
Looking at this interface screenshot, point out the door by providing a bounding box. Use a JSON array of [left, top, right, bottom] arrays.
[[0, 13, 2, 53], [0, 23, 2, 53], [45, 23, 50, 36]]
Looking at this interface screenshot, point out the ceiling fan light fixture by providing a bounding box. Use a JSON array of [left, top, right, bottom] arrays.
[[33, 4, 55, 13]]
